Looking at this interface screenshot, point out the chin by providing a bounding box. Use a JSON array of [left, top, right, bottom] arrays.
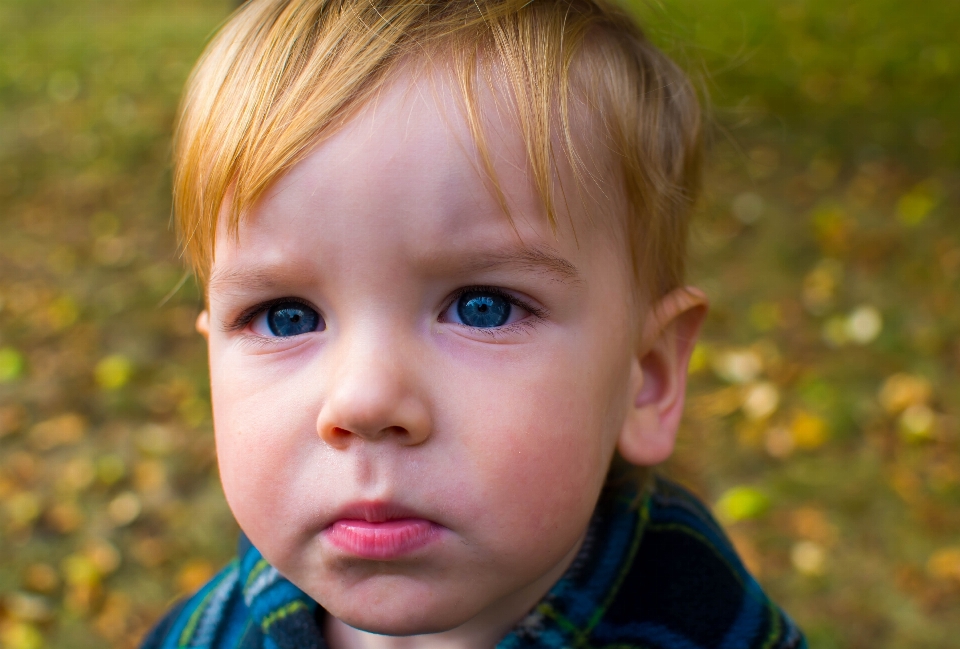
[[341, 616, 456, 637], [329, 596, 471, 636]]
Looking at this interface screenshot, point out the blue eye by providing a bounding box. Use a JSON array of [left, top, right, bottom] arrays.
[[266, 302, 321, 337], [456, 291, 511, 328]]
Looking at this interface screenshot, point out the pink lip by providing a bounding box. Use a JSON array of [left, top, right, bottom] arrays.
[[323, 502, 443, 560]]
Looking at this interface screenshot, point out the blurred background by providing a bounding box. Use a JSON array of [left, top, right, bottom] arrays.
[[0, 0, 957, 647]]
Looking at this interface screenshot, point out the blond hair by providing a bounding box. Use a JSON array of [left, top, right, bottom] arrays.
[[174, 0, 701, 296]]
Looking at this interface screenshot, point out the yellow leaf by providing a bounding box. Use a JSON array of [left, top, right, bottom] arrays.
[[790, 411, 827, 450], [716, 486, 770, 523], [0, 622, 44, 649], [60, 554, 100, 588], [928, 547, 960, 582], [899, 403, 936, 440], [177, 560, 216, 594], [46, 296, 79, 331], [28, 413, 86, 451], [85, 540, 121, 575], [896, 181, 940, 226], [687, 343, 709, 374], [94, 354, 132, 391], [107, 491, 141, 526], [22, 564, 59, 595], [4, 593, 52, 623], [878, 373, 931, 414], [689, 386, 743, 420], [5, 492, 41, 528], [0, 347, 24, 383]]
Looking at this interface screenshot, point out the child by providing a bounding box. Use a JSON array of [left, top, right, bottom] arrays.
[[143, 0, 806, 647]]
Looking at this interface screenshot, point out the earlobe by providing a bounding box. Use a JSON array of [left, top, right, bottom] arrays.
[[196, 310, 211, 340], [617, 287, 708, 466]]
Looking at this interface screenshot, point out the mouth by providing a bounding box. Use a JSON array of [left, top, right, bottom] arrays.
[[322, 502, 444, 560]]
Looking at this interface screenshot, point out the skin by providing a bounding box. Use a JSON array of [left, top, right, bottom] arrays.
[[197, 66, 706, 649]]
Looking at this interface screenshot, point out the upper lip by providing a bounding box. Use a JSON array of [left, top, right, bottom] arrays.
[[326, 501, 434, 526]]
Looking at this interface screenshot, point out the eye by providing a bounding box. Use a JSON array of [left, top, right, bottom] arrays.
[[444, 289, 528, 328], [251, 301, 323, 337]]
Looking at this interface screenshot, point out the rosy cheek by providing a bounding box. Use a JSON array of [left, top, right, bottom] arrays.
[[459, 390, 606, 528], [210, 364, 310, 536]]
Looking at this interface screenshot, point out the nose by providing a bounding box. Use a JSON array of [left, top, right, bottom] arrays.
[[315, 328, 432, 449]]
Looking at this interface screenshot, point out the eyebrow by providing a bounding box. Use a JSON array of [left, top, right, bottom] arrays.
[[452, 244, 582, 285], [207, 243, 582, 294], [208, 266, 288, 295]]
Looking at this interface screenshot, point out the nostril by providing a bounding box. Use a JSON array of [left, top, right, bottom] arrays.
[[320, 426, 356, 449], [325, 425, 412, 442]]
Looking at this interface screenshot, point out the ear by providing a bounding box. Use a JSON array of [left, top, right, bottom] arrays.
[[617, 286, 708, 466], [196, 310, 211, 340]]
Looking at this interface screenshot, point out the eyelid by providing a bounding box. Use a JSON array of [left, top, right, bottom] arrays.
[[443, 285, 547, 323], [223, 296, 318, 333]]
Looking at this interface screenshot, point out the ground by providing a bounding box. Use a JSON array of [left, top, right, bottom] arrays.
[[0, 0, 958, 647]]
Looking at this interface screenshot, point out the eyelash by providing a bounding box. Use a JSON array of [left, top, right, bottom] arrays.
[[442, 285, 546, 335], [226, 286, 546, 340], [225, 296, 317, 334]]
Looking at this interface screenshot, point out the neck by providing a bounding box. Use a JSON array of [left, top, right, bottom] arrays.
[[324, 614, 511, 649]]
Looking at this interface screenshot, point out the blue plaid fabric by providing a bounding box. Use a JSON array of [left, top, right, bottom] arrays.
[[141, 477, 806, 649]]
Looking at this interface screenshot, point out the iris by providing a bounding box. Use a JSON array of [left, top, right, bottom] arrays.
[[457, 292, 511, 328], [267, 302, 321, 336]]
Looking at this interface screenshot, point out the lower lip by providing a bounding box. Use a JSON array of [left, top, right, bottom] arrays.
[[324, 519, 442, 560]]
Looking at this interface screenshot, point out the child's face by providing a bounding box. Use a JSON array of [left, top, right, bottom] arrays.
[[199, 68, 695, 639]]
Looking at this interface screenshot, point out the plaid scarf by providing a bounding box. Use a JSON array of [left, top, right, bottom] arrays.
[[141, 477, 806, 649]]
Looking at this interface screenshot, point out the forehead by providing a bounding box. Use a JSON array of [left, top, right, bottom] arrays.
[[212, 64, 629, 284]]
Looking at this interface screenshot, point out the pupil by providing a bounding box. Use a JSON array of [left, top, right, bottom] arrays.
[[457, 292, 510, 328]]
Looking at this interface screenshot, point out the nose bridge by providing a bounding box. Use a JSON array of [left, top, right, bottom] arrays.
[[316, 317, 430, 446]]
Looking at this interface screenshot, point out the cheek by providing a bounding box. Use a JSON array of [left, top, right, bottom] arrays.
[[446, 337, 630, 534], [208, 349, 322, 539]]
